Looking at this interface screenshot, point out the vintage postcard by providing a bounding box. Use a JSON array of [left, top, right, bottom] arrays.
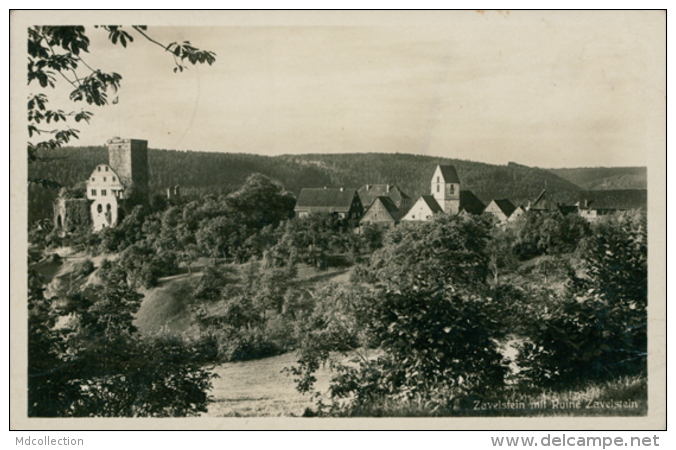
[[10, 10, 666, 430]]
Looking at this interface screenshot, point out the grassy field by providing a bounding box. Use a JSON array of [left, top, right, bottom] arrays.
[[203, 351, 647, 417], [204, 351, 332, 417]]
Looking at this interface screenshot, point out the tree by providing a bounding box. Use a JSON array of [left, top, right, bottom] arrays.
[[27, 25, 216, 183], [517, 212, 647, 386], [226, 174, 296, 230], [364, 214, 492, 289], [28, 262, 216, 417]]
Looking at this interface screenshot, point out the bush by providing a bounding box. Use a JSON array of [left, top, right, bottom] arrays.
[[72, 258, 95, 279], [516, 212, 647, 387], [214, 327, 281, 362], [289, 284, 508, 414]]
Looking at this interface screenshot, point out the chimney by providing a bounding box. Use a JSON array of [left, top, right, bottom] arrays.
[[386, 185, 391, 193], [324, 186, 327, 189], [340, 187, 344, 192]]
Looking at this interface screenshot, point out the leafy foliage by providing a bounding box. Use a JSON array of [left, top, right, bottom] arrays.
[[360, 214, 492, 288], [27, 25, 215, 186], [28, 263, 215, 417], [516, 212, 647, 387]]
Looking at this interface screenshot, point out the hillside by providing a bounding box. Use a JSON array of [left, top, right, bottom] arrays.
[[28, 147, 582, 222], [548, 167, 647, 190]]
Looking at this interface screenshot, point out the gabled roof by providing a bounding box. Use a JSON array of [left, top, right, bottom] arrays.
[[362, 196, 402, 222], [358, 184, 411, 209], [436, 165, 460, 183], [294, 188, 359, 213], [558, 205, 579, 216], [529, 189, 558, 212], [489, 198, 516, 217], [578, 189, 647, 211], [459, 190, 486, 215], [420, 195, 444, 214]]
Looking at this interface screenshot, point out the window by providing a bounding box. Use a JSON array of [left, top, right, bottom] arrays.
[[437, 185, 440, 192], [450, 184, 455, 194], [91, 189, 96, 196], [106, 204, 112, 211], [91, 177, 95, 181], [103, 177, 107, 182], [98, 166, 101, 172], [97, 204, 103, 213], [412, 215, 415, 219], [437, 176, 439, 183], [101, 190, 107, 196], [105, 166, 108, 172], [112, 176, 116, 181]]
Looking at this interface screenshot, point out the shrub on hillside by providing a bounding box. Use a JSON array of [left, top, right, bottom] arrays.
[[516, 212, 647, 387]]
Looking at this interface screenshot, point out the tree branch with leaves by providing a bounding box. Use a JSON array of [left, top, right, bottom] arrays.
[[27, 25, 216, 186]]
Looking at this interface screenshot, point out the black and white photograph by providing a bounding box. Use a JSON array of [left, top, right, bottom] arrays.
[[10, 10, 666, 430]]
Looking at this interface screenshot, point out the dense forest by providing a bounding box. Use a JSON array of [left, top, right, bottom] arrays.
[[548, 166, 647, 190], [28, 146, 586, 223]]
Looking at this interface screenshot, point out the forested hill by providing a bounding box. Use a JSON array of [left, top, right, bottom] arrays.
[[548, 167, 647, 190], [279, 154, 581, 206], [28, 147, 582, 222]]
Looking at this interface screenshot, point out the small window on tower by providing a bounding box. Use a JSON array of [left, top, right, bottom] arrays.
[[437, 176, 439, 183], [98, 167, 101, 172], [91, 189, 96, 196], [450, 184, 455, 194], [437, 185, 440, 193], [112, 176, 116, 181]]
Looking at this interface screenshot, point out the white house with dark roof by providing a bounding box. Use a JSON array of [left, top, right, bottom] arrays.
[[484, 198, 517, 223], [86, 163, 126, 231], [401, 195, 444, 222]]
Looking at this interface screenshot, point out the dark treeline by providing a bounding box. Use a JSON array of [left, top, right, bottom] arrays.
[[549, 166, 647, 190], [28, 147, 585, 222]]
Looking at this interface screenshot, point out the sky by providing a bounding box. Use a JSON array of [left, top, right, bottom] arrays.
[[28, 11, 665, 168]]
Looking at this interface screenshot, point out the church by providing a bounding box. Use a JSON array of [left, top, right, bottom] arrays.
[[399, 165, 485, 222]]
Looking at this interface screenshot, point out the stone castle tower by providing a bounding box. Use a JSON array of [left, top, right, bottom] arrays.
[[431, 165, 460, 215], [107, 137, 149, 203]]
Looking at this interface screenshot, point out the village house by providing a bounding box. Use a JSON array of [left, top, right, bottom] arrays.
[[507, 205, 526, 222], [359, 196, 403, 227], [577, 189, 647, 221], [527, 189, 559, 214], [358, 184, 413, 211], [484, 198, 517, 223], [400, 195, 444, 221], [293, 187, 363, 219]]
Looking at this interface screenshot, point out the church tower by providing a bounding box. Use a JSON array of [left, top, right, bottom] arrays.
[[107, 137, 149, 204], [431, 165, 460, 214]]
